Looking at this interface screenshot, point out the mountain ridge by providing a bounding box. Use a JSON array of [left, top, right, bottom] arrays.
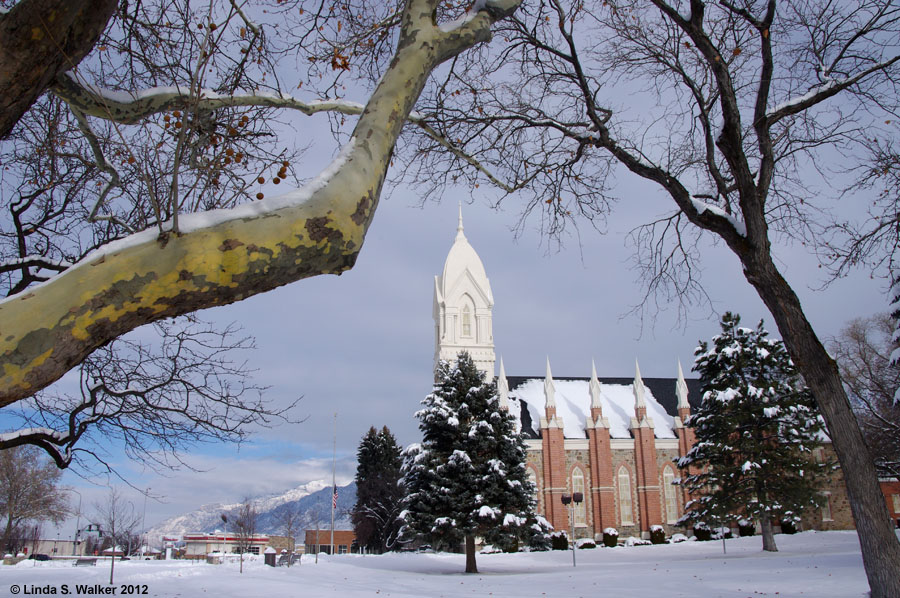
[[147, 480, 357, 540]]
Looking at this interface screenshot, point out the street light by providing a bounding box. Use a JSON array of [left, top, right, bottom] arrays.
[[560, 492, 584, 567], [69, 489, 83, 556], [139, 487, 150, 559], [220, 514, 228, 561]]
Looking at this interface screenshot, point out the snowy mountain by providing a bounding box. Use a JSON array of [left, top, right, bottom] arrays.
[[147, 480, 357, 540]]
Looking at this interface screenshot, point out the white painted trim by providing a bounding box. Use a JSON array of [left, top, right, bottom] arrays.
[[610, 438, 635, 450]]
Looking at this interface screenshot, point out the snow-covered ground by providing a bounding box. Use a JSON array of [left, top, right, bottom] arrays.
[[0, 531, 890, 597]]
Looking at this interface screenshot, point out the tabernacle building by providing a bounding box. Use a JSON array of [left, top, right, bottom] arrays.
[[433, 208, 853, 539]]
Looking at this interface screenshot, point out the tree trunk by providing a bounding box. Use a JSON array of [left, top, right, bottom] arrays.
[[0, 0, 117, 138], [760, 517, 777, 552], [464, 534, 478, 574], [108, 523, 115, 585], [742, 252, 900, 598], [2, 514, 13, 554], [0, 0, 520, 407]]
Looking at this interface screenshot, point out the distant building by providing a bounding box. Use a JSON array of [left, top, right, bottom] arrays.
[[434, 208, 854, 540], [304, 529, 355, 555], [182, 532, 269, 559], [26, 538, 87, 557], [883, 478, 900, 528]]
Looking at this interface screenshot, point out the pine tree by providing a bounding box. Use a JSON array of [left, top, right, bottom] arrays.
[[351, 426, 404, 554], [401, 352, 538, 573], [678, 313, 830, 552]]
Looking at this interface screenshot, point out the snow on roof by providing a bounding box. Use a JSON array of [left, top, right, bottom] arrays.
[[509, 378, 676, 439]]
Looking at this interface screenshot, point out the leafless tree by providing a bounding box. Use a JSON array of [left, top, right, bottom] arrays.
[[830, 314, 900, 478], [0, 0, 118, 138], [0, 0, 523, 405], [93, 487, 140, 584], [821, 140, 900, 278], [0, 0, 524, 482], [0, 444, 68, 554], [0, 314, 294, 473], [368, 1, 900, 594], [276, 503, 302, 562], [232, 497, 257, 573]]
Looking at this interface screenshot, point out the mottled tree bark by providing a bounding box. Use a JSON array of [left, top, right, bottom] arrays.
[[0, 0, 117, 138], [0, 0, 522, 405], [741, 250, 900, 597]]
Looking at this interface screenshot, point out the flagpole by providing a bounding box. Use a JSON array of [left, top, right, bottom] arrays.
[[331, 412, 336, 556]]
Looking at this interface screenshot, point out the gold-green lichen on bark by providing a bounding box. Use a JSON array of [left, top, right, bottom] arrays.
[[0, 0, 522, 406]]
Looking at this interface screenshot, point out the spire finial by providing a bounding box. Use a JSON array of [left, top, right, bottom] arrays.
[[456, 202, 465, 239], [498, 357, 509, 409], [544, 356, 556, 408], [633, 358, 646, 409], [676, 359, 690, 410], [590, 359, 602, 409]]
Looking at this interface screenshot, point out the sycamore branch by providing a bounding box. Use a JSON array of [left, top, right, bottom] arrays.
[[53, 74, 520, 194], [52, 73, 379, 124], [0, 0, 523, 407], [765, 56, 900, 125]]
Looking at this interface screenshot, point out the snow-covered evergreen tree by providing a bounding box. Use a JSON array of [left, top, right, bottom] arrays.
[[890, 276, 900, 401], [351, 426, 404, 553], [401, 352, 538, 573], [678, 313, 829, 552]]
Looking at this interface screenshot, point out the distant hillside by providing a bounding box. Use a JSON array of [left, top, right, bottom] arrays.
[[147, 480, 357, 540]]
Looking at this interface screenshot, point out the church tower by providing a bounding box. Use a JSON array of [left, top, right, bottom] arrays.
[[433, 206, 496, 377]]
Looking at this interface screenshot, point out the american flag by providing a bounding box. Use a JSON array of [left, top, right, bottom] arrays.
[[332, 485, 338, 509]]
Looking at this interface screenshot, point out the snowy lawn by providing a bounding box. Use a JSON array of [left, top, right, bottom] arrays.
[[0, 531, 890, 598]]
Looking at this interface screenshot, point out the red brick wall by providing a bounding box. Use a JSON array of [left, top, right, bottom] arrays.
[[881, 480, 900, 526]]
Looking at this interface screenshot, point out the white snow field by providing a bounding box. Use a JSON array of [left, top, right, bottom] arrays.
[[0, 531, 892, 598]]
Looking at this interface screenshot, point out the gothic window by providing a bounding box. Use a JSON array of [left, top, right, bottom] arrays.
[[893, 494, 900, 515], [617, 466, 633, 526], [571, 468, 586, 526], [663, 466, 677, 524], [461, 305, 472, 337]]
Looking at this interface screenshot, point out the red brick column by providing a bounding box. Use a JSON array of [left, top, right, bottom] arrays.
[[541, 415, 568, 533], [675, 408, 697, 509], [632, 410, 662, 535], [587, 421, 615, 534]]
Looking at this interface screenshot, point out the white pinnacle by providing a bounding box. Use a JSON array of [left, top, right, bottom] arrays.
[[498, 357, 510, 409], [456, 202, 465, 240], [590, 360, 602, 409], [676, 359, 690, 410], [633, 359, 646, 409], [544, 357, 556, 408]]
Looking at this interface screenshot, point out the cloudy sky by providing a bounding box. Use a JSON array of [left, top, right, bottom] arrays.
[[47, 168, 885, 539], [11, 13, 881, 538]]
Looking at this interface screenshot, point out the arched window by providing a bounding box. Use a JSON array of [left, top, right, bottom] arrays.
[[572, 468, 586, 526], [618, 466, 633, 526], [461, 304, 472, 337], [663, 466, 677, 524]]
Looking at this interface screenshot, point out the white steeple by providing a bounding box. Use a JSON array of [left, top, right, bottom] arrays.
[[544, 357, 556, 408], [433, 205, 496, 378], [676, 359, 690, 410], [633, 359, 646, 410], [590, 360, 602, 410]]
